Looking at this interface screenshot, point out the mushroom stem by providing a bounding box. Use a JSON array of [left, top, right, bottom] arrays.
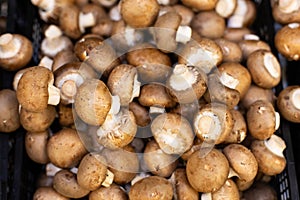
[[228, 167, 240, 178], [31, 0, 55, 12], [130, 74, 141, 102], [175, 26, 192, 44], [13, 68, 29, 91], [227, 0, 247, 28], [201, 193, 212, 200], [79, 12, 96, 33], [46, 163, 62, 176], [0, 33, 21, 56], [70, 167, 78, 174], [263, 53, 280, 78], [48, 84, 61, 105], [109, 95, 121, 115], [264, 135, 286, 158], [124, 26, 136, 46], [291, 88, 300, 109], [243, 34, 260, 40], [288, 23, 300, 29], [39, 56, 53, 71], [45, 25, 63, 39], [157, 0, 170, 5], [219, 72, 239, 89], [169, 172, 178, 200], [149, 106, 166, 114], [216, 0, 236, 18], [275, 112, 280, 130], [278, 0, 300, 13], [61, 80, 78, 99], [131, 173, 150, 185], [101, 169, 114, 187], [169, 64, 196, 91], [109, 3, 121, 21]]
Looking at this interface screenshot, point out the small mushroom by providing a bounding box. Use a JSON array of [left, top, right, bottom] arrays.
[[52, 50, 79, 72], [20, 106, 56, 132], [242, 181, 278, 200], [275, 23, 300, 60], [0, 33, 33, 71], [191, 11, 226, 39], [217, 62, 251, 98], [143, 140, 178, 177], [153, 11, 192, 52], [151, 112, 194, 155], [47, 128, 88, 168], [166, 64, 207, 104], [92, 18, 114, 37], [129, 101, 151, 127], [186, 148, 230, 193], [33, 187, 69, 200], [246, 100, 280, 140], [0, 89, 20, 132], [41, 25, 73, 58], [223, 144, 258, 191], [181, 0, 218, 11], [247, 50, 281, 89], [214, 38, 242, 63], [250, 135, 287, 176], [201, 179, 240, 200], [16, 66, 60, 112], [59, 4, 96, 39], [193, 103, 234, 145], [120, 0, 159, 28], [227, 0, 256, 28], [224, 109, 247, 144], [89, 184, 128, 200], [25, 130, 49, 164], [81, 3, 107, 23], [129, 176, 173, 200], [178, 38, 223, 74], [223, 27, 252, 42], [277, 85, 300, 122], [215, 0, 237, 18], [172, 4, 194, 26], [126, 43, 172, 83], [53, 169, 90, 199]]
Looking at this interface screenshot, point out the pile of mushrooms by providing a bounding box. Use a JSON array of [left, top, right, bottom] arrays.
[[1, 0, 298, 199]]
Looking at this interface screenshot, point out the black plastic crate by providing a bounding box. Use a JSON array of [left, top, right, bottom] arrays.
[[0, 0, 299, 199]]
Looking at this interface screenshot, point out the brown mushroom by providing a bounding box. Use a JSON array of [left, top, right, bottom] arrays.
[[120, 0, 159, 28], [89, 184, 128, 200], [129, 176, 173, 200], [0, 89, 20, 132], [92, 18, 114, 37], [272, 0, 300, 24], [201, 179, 240, 200], [223, 27, 252, 43], [247, 50, 281, 89], [129, 101, 151, 127], [0, 33, 33, 71], [224, 109, 247, 144], [25, 130, 49, 164], [250, 135, 287, 176], [277, 85, 300, 122], [58, 103, 74, 127], [173, 4, 194, 26], [181, 0, 218, 11], [16, 66, 60, 112], [52, 50, 79, 72], [33, 187, 69, 200], [215, 38, 242, 63], [227, 0, 256, 28]]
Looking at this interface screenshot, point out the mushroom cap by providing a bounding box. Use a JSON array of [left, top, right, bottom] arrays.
[[173, 4, 194, 26], [224, 109, 247, 143], [33, 187, 70, 200], [215, 38, 243, 63], [0, 33, 33, 71], [212, 179, 240, 200], [181, 0, 218, 11], [153, 11, 182, 52], [52, 49, 79, 72], [81, 3, 107, 23], [272, 3, 300, 25], [47, 128, 87, 168], [277, 85, 300, 122], [242, 182, 278, 200], [239, 38, 271, 59], [120, 0, 159, 28], [129, 176, 173, 200], [89, 183, 128, 200], [223, 27, 252, 43], [74, 37, 103, 61], [25, 131, 49, 164], [75, 79, 112, 126], [275, 23, 300, 60], [129, 101, 151, 127], [0, 89, 20, 132], [16, 66, 55, 112], [186, 148, 230, 193], [59, 5, 81, 39], [223, 144, 258, 182]]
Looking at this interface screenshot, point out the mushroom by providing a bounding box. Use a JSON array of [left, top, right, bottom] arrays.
[[153, 11, 192, 52], [81, 2, 107, 23], [151, 112, 194, 155], [20, 106, 56, 132], [166, 64, 207, 104], [275, 23, 300, 60], [89, 184, 128, 200], [53, 169, 90, 198], [193, 103, 234, 145], [0, 89, 20, 132], [25, 130, 49, 164], [178, 38, 223, 74], [241, 84, 276, 110], [223, 144, 258, 191], [273, 0, 300, 14], [120, 0, 159, 28], [52, 50, 79, 72], [215, 0, 237, 18], [242, 181, 278, 200], [143, 140, 178, 177], [173, 4, 194, 26], [224, 109, 247, 144], [16, 66, 60, 112], [47, 128, 88, 168], [58, 103, 74, 127], [201, 179, 240, 200], [250, 134, 287, 176], [214, 38, 242, 63], [129, 101, 151, 127], [217, 62, 251, 98], [107, 64, 141, 106], [223, 27, 252, 42], [129, 176, 173, 200], [186, 148, 230, 193], [169, 168, 199, 200], [181, 0, 218, 11], [0, 33, 33, 71], [277, 85, 300, 123], [59, 4, 96, 39], [227, 0, 256, 28], [101, 145, 139, 185], [33, 187, 69, 200], [41, 25, 73, 58], [92, 18, 114, 37], [246, 100, 280, 140], [74, 79, 113, 126], [247, 50, 281, 89], [54, 62, 97, 104], [272, 0, 300, 24], [77, 153, 114, 191], [126, 43, 172, 83], [191, 11, 226, 39]]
